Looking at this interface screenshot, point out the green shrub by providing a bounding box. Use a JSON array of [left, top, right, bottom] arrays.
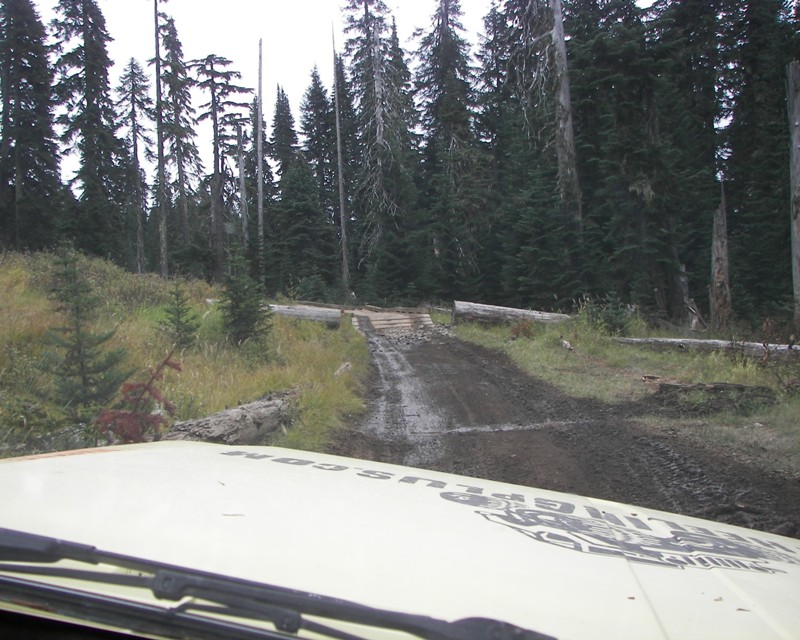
[[579, 292, 637, 336]]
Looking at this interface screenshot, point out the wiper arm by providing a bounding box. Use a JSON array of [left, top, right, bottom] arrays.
[[0, 527, 555, 640]]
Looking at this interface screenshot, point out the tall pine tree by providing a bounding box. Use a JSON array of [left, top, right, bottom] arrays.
[[115, 58, 153, 274], [300, 67, 336, 224], [190, 53, 250, 280], [726, 0, 796, 319], [0, 0, 62, 251], [52, 0, 127, 262], [160, 15, 202, 248], [344, 0, 417, 299], [270, 85, 298, 178], [416, 0, 490, 300]]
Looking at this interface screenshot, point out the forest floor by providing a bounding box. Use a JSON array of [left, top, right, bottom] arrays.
[[328, 327, 800, 539]]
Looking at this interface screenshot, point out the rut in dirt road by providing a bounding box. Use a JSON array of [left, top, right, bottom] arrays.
[[329, 328, 800, 537]]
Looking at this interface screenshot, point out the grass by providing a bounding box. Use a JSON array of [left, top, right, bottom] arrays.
[[451, 314, 800, 478], [0, 251, 369, 457]]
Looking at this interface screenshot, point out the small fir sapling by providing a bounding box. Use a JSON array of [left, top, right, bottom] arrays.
[[221, 254, 272, 345], [41, 247, 130, 421], [161, 283, 200, 349]]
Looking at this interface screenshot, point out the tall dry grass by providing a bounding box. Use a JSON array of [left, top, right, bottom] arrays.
[[0, 251, 369, 456]]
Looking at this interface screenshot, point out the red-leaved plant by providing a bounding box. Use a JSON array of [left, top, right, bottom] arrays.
[[97, 351, 181, 444]]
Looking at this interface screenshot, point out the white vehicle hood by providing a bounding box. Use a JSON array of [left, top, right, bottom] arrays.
[[1, 441, 798, 640]]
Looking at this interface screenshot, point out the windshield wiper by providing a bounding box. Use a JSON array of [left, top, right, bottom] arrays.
[[0, 527, 555, 640]]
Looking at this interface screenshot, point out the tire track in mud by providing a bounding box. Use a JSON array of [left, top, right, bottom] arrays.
[[359, 334, 449, 467], [329, 331, 800, 537]]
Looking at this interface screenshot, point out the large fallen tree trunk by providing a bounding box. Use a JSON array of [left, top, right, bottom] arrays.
[[269, 304, 343, 328], [452, 300, 571, 326], [617, 337, 800, 362], [165, 393, 294, 446]]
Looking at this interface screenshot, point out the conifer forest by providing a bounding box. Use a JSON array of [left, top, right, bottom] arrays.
[[1, 0, 799, 329]]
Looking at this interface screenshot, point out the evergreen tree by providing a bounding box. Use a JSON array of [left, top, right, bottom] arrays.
[[344, 0, 418, 299], [51, 0, 127, 262], [0, 0, 62, 251], [221, 252, 271, 345], [726, 0, 796, 319], [478, 0, 584, 305], [41, 247, 130, 425], [415, 0, 491, 300], [160, 15, 202, 247], [300, 66, 336, 222], [160, 282, 199, 349], [270, 85, 298, 178], [190, 53, 251, 280], [115, 57, 153, 274], [266, 89, 335, 297], [474, 0, 517, 304], [473, 1, 569, 308], [270, 156, 336, 298], [646, 0, 736, 318]]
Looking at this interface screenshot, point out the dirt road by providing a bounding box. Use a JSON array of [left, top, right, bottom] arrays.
[[329, 329, 800, 538]]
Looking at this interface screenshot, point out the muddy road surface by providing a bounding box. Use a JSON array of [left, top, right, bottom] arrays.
[[329, 330, 800, 538]]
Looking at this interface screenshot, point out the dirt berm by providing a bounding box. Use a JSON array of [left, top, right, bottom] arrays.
[[329, 330, 800, 538]]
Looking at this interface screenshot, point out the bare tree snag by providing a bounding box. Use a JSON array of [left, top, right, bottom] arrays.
[[710, 182, 732, 332], [452, 301, 570, 325], [236, 121, 249, 247], [788, 61, 800, 323], [551, 0, 583, 232], [153, 0, 168, 278], [257, 39, 265, 283], [332, 38, 351, 295]]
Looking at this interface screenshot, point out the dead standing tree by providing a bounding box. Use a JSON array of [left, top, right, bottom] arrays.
[[257, 39, 266, 283], [153, 0, 168, 277], [788, 61, 800, 324], [332, 38, 351, 296], [710, 183, 732, 332], [505, 0, 582, 232]]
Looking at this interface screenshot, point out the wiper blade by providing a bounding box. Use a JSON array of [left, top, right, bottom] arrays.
[[0, 527, 555, 640]]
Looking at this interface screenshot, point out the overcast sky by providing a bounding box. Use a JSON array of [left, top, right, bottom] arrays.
[[35, 0, 493, 119]]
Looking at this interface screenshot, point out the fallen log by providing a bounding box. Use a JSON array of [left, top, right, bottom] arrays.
[[452, 300, 571, 326], [617, 337, 800, 362], [165, 393, 294, 446], [269, 304, 343, 328]]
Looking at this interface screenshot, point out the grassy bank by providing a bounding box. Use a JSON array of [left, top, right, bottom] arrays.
[[0, 251, 369, 456], [453, 316, 800, 477]]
